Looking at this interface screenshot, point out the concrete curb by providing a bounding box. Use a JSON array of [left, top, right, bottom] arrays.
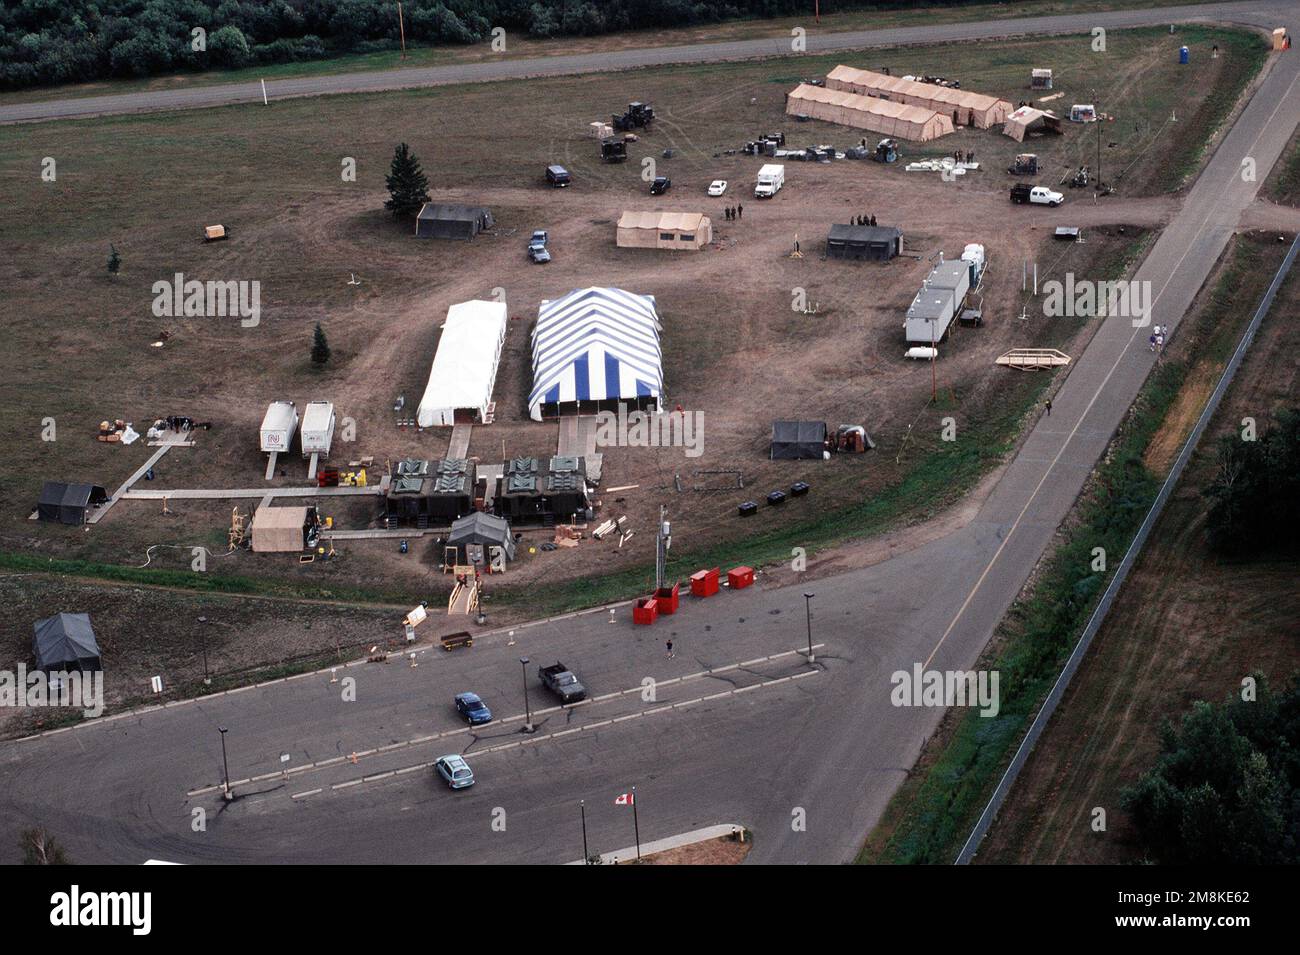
[[566, 823, 749, 865]]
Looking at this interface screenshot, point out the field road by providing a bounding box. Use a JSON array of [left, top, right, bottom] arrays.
[[0, 1, 1292, 125], [2, 5, 1299, 865]]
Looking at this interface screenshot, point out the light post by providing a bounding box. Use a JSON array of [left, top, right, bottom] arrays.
[[580, 800, 590, 864], [803, 592, 815, 663], [218, 726, 233, 801], [199, 616, 210, 686], [520, 656, 534, 733]]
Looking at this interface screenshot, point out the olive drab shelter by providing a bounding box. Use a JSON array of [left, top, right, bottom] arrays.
[[827, 224, 903, 261], [416, 204, 495, 240], [785, 84, 954, 141], [446, 512, 516, 564], [32, 613, 101, 671], [771, 421, 828, 460], [36, 481, 107, 525]]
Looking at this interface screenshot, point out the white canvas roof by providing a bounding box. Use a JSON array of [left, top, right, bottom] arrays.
[[617, 211, 709, 232], [418, 300, 508, 426]]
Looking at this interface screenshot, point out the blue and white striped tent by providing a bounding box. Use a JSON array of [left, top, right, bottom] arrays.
[[528, 287, 663, 421]]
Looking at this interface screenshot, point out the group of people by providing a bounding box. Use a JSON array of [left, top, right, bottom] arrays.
[[1149, 324, 1166, 353], [853, 213, 878, 226], [723, 204, 744, 221], [954, 149, 975, 164]]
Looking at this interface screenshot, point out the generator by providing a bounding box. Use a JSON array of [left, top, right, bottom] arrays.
[[601, 138, 628, 163]]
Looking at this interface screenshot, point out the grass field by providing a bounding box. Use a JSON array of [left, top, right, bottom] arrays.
[[0, 0, 1226, 107], [857, 229, 1299, 865]]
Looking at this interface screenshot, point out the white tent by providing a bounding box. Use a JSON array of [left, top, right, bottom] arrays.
[[417, 300, 508, 427]]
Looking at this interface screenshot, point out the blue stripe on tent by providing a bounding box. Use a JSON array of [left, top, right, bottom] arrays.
[[574, 352, 590, 401], [636, 379, 652, 397], [605, 352, 620, 400], [544, 384, 560, 405]]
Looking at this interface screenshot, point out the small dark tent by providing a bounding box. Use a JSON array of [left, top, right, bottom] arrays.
[[416, 204, 495, 240], [32, 613, 101, 671], [446, 512, 516, 563], [826, 224, 902, 261], [37, 481, 107, 525], [771, 420, 828, 460]]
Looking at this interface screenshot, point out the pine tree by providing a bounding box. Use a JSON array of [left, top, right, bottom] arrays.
[[311, 322, 331, 366], [106, 244, 121, 276], [384, 142, 431, 218]]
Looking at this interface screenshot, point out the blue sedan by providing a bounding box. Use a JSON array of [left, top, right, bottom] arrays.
[[454, 692, 493, 725]]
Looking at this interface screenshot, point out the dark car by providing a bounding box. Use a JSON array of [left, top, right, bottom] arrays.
[[454, 692, 493, 725], [546, 164, 571, 187], [649, 176, 671, 195]]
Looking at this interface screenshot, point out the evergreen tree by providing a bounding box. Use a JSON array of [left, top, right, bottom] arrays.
[[311, 322, 331, 366], [384, 142, 430, 218], [21, 827, 69, 865], [106, 243, 121, 276]]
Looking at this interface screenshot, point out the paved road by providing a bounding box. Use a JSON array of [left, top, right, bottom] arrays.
[[2, 5, 1298, 865], [0, 1, 1286, 125]]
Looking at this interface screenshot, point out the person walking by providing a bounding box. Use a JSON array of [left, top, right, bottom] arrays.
[[1045, 398, 1053, 416], [666, 639, 675, 658], [737, 203, 743, 220]]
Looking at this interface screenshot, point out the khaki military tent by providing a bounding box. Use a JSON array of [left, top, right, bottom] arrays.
[[785, 84, 954, 141], [1003, 106, 1064, 142], [616, 211, 712, 250], [824, 66, 1014, 129], [251, 505, 317, 553]]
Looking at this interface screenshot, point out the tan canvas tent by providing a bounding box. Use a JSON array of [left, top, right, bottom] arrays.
[[251, 505, 315, 553], [786, 84, 954, 141], [825, 66, 1013, 129], [617, 211, 712, 250], [1003, 105, 1064, 142]]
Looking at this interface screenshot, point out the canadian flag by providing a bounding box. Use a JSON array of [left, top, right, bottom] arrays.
[[614, 792, 635, 806]]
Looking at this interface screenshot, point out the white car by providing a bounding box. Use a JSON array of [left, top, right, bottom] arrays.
[[707, 180, 728, 197]]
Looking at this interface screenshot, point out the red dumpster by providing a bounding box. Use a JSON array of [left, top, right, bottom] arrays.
[[633, 596, 659, 625], [690, 567, 720, 598], [654, 583, 680, 614], [727, 566, 755, 590]]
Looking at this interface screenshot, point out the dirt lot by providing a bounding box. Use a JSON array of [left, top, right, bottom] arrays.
[[975, 231, 1300, 864], [636, 834, 752, 864], [0, 26, 1264, 618]]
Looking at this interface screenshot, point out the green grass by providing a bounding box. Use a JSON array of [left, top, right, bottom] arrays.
[[860, 235, 1280, 865]]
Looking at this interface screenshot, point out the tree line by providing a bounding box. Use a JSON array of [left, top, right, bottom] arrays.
[[0, 0, 926, 91]]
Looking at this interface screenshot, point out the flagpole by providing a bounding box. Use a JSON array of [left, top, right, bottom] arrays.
[[632, 786, 641, 861], [580, 800, 589, 864]]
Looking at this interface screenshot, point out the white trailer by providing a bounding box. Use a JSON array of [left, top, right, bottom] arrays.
[[904, 284, 957, 345], [755, 163, 785, 198], [259, 400, 298, 480], [927, 259, 971, 307], [300, 400, 336, 479]]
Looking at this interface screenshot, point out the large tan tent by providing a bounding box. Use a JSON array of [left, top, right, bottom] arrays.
[[251, 505, 317, 553], [825, 65, 1014, 129], [1002, 105, 1064, 142], [785, 83, 954, 141], [616, 211, 712, 250]]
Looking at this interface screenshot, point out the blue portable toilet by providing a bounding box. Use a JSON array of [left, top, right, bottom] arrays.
[[1179, 46, 1189, 64]]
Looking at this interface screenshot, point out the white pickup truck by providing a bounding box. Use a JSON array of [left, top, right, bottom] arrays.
[[1010, 183, 1064, 206]]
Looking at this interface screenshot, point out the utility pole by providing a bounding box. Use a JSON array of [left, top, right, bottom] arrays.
[[1092, 87, 1102, 190], [655, 504, 670, 591], [397, 3, 408, 60], [580, 800, 590, 863], [803, 592, 815, 662]]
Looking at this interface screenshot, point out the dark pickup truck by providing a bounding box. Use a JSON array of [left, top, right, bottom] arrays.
[[538, 662, 587, 703]]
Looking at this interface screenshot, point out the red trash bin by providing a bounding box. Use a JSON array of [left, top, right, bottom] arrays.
[[655, 583, 680, 614], [690, 568, 720, 598], [727, 566, 755, 590], [633, 596, 659, 625]]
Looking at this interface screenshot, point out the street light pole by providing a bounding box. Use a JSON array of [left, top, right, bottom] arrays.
[[218, 726, 233, 801], [520, 656, 534, 733], [803, 592, 815, 663], [580, 800, 590, 864]]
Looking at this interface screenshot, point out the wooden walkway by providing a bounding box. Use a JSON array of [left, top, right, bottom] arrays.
[[122, 483, 387, 501], [87, 443, 176, 525], [448, 424, 472, 460]]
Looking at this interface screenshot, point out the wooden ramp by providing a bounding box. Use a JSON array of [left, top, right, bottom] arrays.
[[996, 348, 1072, 370], [448, 577, 480, 615], [448, 424, 472, 460], [557, 416, 598, 457], [86, 443, 176, 525]]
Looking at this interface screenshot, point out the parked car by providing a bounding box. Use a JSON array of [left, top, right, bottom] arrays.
[[538, 661, 587, 703], [528, 230, 551, 263], [454, 692, 492, 725], [649, 176, 671, 195], [434, 754, 475, 789], [707, 179, 728, 196], [546, 164, 571, 187]]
